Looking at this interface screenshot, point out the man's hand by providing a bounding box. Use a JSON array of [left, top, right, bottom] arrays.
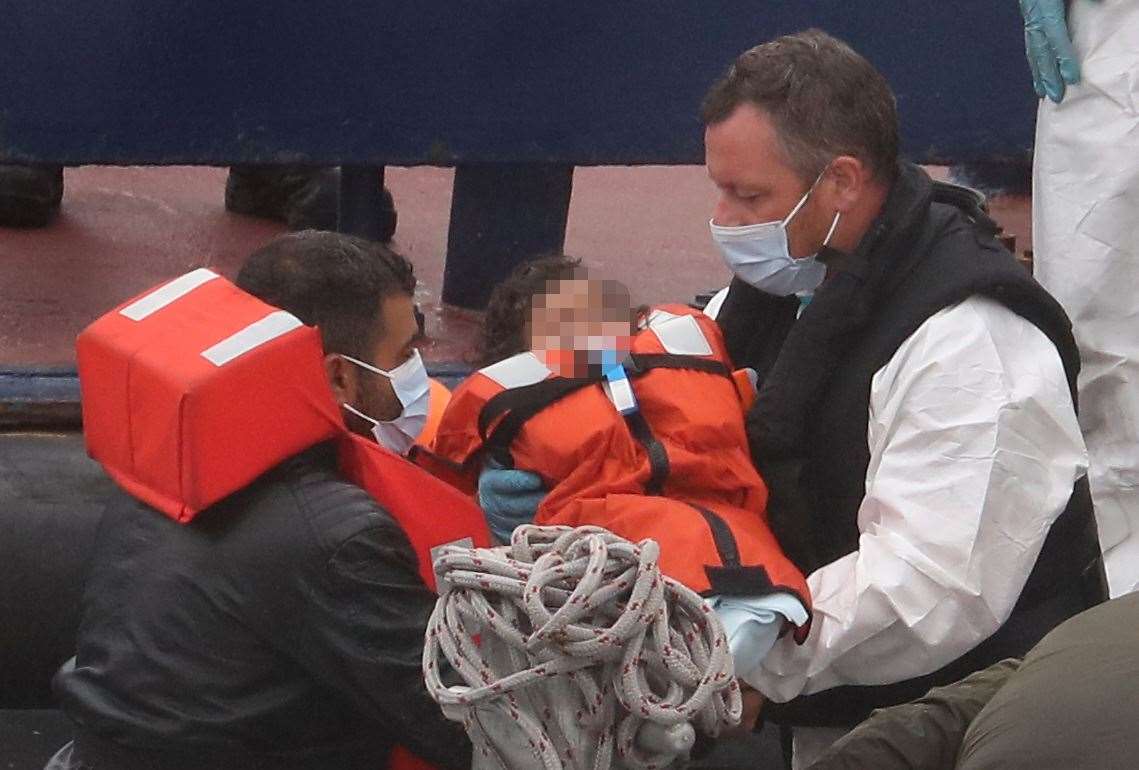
[[1018, 0, 1095, 102]]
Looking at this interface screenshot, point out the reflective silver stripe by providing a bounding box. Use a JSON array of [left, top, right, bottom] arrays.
[[480, 352, 552, 389], [601, 377, 637, 414], [119, 268, 220, 321], [645, 310, 714, 356], [200, 310, 303, 367]]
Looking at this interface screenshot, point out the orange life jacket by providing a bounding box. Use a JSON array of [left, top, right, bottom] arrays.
[[433, 304, 811, 639], [339, 430, 491, 591], [78, 269, 490, 770], [77, 268, 345, 520]]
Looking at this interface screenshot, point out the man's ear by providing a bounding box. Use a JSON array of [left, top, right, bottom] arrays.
[[825, 155, 867, 213], [324, 353, 355, 405]]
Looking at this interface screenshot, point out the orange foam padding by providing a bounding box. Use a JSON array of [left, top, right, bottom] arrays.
[[416, 377, 452, 449], [78, 270, 345, 522]]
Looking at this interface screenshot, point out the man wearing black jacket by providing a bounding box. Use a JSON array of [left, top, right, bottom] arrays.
[[46, 231, 470, 770], [702, 30, 1105, 767]]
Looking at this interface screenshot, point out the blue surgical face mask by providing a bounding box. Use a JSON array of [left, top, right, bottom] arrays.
[[709, 172, 841, 297], [340, 350, 430, 455]]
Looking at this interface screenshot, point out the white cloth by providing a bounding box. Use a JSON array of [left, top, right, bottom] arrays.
[[710, 592, 809, 681], [748, 296, 1088, 706], [1033, 0, 1139, 596], [702, 285, 731, 320]]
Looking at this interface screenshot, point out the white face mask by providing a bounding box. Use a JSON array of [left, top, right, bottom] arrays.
[[340, 350, 430, 455], [709, 172, 841, 297]]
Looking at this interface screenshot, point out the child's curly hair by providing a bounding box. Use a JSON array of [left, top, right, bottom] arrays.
[[472, 255, 586, 368]]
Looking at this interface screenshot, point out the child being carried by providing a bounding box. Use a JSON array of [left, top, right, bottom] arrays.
[[430, 257, 812, 681]]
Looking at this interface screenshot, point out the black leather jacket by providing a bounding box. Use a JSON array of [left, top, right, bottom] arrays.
[[55, 441, 470, 770]]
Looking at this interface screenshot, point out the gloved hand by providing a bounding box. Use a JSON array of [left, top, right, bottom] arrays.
[[713, 598, 785, 682], [1018, 0, 1090, 102], [710, 592, 809, 681], [477, 462, 547, 544]]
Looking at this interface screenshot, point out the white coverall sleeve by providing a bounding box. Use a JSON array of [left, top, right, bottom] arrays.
[[748, 296, 1088, 702]]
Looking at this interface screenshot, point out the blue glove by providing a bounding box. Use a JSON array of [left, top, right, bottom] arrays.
[[477, 463, 547, 544], [1018, 0, 1087, 102]]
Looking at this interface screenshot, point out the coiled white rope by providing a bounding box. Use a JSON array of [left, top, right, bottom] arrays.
[[423, 525, 741, 770]]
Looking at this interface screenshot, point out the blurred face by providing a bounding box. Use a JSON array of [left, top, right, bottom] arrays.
[[328, 292, 422, 434], [705, 103, 836, 259], [529, 278, 633, 377]]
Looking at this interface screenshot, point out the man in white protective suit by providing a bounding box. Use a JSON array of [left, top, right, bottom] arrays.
[[698, 29, 1108, 767], [1021, 0, 1139, 596]]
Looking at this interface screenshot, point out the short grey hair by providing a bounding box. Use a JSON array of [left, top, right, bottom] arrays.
[[702, 29, 899, 184]]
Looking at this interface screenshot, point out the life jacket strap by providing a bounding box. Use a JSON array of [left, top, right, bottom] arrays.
[[477, 353, 732, 470]]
